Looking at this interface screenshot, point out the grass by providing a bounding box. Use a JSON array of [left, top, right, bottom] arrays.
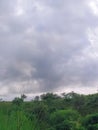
[[0, 102, 39, 130]]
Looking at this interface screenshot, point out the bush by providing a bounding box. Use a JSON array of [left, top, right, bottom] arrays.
[[83, 113, 98, 130], [50, 109, 80, 130]]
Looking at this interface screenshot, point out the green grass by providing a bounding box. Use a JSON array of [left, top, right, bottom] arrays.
[[0, 108, 39, 130]]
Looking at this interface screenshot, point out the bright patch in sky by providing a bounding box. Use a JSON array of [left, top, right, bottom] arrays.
[[15, 0, 25, 16], [89, 0, 98, 16], [88, 28, 98, 57]]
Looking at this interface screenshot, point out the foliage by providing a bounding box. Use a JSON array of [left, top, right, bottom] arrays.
[[12, 97, 23, 106], [83, 113, 98, 130], [50, 109, 80, 130], [0, 92, 98, 129]]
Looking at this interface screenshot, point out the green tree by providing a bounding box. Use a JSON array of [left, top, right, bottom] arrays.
[[21, 94, 27, 101], [83, 113, 98, 130], [12, 97, 23, 106], [50, 109, 80, 130], [32, 102, 49, 122]]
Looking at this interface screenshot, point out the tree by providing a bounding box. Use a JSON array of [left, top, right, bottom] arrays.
[[34, 96, 40, 101], [41, 93, 60, 101], [12, 97, 23, 106], [50, 109, 80, 130], [32, 102, 49, 121], [12, 94, 27, 106], [63, 92, 85, 114], [21, 94, 27, 101], [83, 113, 98, 130]]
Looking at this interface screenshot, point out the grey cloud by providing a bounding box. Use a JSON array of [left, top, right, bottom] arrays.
[[0, 0, 16, 15], [0, 0, 98, 98]]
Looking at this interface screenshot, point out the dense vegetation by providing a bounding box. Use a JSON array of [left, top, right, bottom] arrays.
[[0, 92, 98, 130]]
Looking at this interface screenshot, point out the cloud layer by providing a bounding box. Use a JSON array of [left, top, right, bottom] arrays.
[[0, 0, 98, 98]]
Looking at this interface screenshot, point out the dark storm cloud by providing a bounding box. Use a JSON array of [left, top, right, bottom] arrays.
[[0, 0, 98, 97]]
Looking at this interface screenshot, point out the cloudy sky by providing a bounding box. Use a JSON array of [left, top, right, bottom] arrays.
[[0, 0, 98, 100]]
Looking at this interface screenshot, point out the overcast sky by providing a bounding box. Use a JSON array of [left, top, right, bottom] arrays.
[[0, 0, 98, 100]]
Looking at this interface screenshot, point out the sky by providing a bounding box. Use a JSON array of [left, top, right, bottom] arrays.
[[0, 0, 98, 100]]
